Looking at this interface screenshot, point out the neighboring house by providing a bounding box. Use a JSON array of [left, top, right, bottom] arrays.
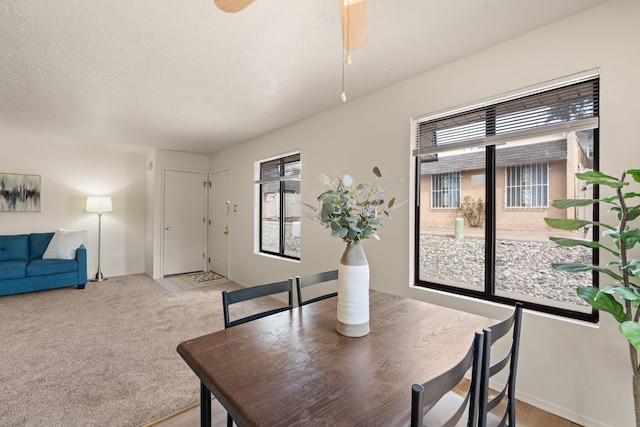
[[419, 131, 593, 231]]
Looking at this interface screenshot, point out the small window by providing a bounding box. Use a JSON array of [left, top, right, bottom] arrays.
[[431, 172, 461, 209], [505, 163, 548, 208], [256, 153, 300, 260]]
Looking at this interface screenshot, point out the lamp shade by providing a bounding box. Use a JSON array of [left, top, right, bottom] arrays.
[[86, 196, 113, 213]]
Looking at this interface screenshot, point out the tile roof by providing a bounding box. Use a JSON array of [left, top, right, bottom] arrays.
[[421, 139, 567, 175]]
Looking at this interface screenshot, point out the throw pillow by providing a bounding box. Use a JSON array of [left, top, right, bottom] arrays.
[[42, 229, 86, 260]]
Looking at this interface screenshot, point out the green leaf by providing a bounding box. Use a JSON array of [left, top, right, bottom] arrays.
[[372, 166, 381, 177], [551, 199, 598, 209], [348, 223, 362, 232], [576, 171, 620, 182], [627, 206, 640, 221], [549, 237, 619, 256], [388, 197, 396, 209], [576, 171, 626, 189], [544, 218, 616, 231], [332, 227, 348, 238], [552, 263, 623, 282], [577, 286, 626, 323], [627, 170, 640, 183], [600, 285, 640, 301], [621, 322, 640, 351], [342, 174, 354, 187], [319, 174, 330, 186], [626, 259, 640, 279]]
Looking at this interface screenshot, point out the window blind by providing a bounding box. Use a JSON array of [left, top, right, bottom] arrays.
[[255, 153, 301, 184], [412, 73, 599, 157]]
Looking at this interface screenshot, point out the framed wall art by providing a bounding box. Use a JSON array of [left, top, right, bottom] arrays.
[[0, 173, 41, 212]]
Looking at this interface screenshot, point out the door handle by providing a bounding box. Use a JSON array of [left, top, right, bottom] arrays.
[[165, 226, 171, 231]]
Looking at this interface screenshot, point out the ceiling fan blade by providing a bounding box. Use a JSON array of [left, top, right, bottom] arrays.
[[340, 0, 367, 51], [214, 0, 256, 13]]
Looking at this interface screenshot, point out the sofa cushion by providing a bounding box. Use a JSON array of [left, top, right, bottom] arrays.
[[29, 232, 55, 260], [26, 259, 78, 277], [0, 260, 27, 280], [42, 229, 86, 260], [0, 234, 29, 262]]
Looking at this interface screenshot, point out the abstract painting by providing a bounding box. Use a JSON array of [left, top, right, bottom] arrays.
[[0, 173, 41, 212]]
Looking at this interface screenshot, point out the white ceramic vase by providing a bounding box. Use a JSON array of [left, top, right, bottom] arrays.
[[336, 243, 370, 337]]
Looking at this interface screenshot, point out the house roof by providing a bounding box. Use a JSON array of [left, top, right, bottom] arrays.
[[421, 139, 567, 175]]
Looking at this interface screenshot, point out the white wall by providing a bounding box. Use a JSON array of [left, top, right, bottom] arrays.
[[210, 1, 640, 425], [0, 140, 147, 278]]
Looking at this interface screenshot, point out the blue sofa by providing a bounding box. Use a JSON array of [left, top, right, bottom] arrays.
[[0, 232, 87, 297]]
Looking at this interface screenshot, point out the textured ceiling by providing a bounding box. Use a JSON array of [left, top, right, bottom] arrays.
[[0, 0, 609, 155]]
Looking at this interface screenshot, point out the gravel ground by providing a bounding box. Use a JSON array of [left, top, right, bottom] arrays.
[[262, 220, 592, 307], [419, 234, 592, 306]]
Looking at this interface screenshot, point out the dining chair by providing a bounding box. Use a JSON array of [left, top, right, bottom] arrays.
[[295, 269, 338, 306], [479, 302, 523, 427], [222, 278, 294, 328], [221, 278, 293, 426], [411, 331, 484, 427]]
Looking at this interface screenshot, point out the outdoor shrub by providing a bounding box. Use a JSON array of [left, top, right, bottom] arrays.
[[458, 196, 484, 228]]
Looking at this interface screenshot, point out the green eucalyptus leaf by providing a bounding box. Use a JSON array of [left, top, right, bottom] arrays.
[[319, 174, 330, 186], [372, 166, 381, 177], [332, 227, 348, 238], [348, 223, 362, 232], [342, 174, 354, 187], [621, 322, 640, 351], [577, 286, 626, 323]]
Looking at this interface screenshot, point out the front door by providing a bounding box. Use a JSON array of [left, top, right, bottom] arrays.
[[163, 169, 207, 276], [209, 169, 229, 277]]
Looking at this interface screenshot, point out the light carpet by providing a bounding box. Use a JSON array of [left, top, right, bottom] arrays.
[[0, 274, 277, 427]]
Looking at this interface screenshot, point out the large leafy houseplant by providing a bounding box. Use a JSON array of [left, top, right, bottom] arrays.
[[545, 170, 640, 426], [304, 167, 404, 244]]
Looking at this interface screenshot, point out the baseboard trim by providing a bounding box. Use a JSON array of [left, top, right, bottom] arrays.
[[513, 388, 607, 427]]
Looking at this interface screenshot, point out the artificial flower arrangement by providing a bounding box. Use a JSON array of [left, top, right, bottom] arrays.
[[304, 167, 405, 244]]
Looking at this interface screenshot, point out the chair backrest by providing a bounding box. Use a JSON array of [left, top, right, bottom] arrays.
[[222, 279, 293, 329], [479, 302, 523, 427], [295, 270, 338, 306], [411, 331, 484, 427]]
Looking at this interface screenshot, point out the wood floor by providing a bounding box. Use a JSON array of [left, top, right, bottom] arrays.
[[146, 394, 583, 427]]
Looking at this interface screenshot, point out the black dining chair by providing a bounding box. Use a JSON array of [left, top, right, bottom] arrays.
[[295, 270, 338, 306], [222, 278, 294, 328], [479, 302, 523, 427], [411, 331, 485, 427], [221, 279, 293, 426]]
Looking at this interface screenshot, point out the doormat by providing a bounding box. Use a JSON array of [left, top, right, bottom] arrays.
[[186, 271, 227, 283]]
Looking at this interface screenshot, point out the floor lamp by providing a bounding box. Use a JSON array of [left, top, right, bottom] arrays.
[[86, 196, 112, 282]]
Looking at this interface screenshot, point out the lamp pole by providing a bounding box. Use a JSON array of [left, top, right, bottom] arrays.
[[86, 196, 112, 283], [92, 210, 106, 282]]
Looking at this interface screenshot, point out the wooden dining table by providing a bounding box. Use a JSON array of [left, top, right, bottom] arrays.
[[177, 290, 496, 427]]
